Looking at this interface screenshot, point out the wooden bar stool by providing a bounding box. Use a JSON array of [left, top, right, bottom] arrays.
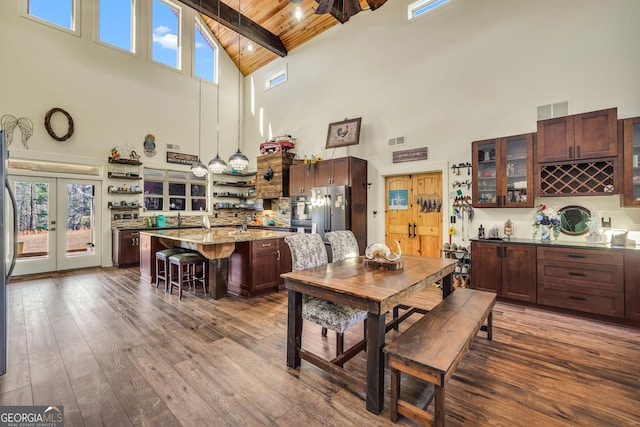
[[168, 252, 208, 300], [155, 248, 189, 291]]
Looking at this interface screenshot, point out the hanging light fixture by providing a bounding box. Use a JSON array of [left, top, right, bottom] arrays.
[[191, 75, 209, 177], [208, 0, 227, 174], [191, 0, 208, 178], [228, 0, 249, 171]]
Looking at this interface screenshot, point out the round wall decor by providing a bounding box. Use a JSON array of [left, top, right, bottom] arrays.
[[44, 107, 74, 141]]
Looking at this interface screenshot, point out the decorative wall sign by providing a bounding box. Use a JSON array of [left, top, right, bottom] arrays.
[[326, 117, 362, 149], [167, 151, 199, 165], [388, 189, 408, 210], [392, 147, 428, 163]]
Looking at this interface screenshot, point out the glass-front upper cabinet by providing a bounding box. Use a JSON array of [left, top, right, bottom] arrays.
[[472, 133, 534, 208], [623, 117, 640, 206]]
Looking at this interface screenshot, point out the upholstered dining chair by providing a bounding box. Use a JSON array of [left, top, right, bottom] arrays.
[[284, 233, 368, 365], [325, 230, 360, 262]]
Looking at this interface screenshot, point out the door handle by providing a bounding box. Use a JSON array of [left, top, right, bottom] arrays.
[[413, 223, 417, 238], [6, 181, 18, 280], [496, 246, 501, 257], [568, 146, 573, 159], [503, 247, 507, 257], [276, 250, 281, 260], [576, 146, 581, 158], [408, 223, 411, 238]]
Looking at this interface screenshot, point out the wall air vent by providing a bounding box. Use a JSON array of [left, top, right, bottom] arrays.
[[537, 101, 569, 120], [388, 136, 406, 146]]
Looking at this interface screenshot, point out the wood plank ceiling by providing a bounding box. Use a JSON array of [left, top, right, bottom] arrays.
[[178, 0, 387, 76]]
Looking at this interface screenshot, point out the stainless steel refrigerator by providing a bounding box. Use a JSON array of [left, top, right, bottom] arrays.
[[310, 185, 350, 243], [1, 130, 18, 376]]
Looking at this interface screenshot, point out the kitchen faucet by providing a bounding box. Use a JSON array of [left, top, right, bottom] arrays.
[[177, 212, 182, 226], [242, 212, 253, 232]]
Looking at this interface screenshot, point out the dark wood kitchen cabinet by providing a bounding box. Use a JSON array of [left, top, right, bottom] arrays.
[[112, 228, 140, 267], [289, 162, 314, 195], [471, 241, 537, 302], [624, 250, 640, 321], [315, 157, 352, 186], [537, 246, 624, 318], [622, 116, 640, 206], [227, 238, 292, 298], [472, 133, 534, 208], [537, 108, 617, 163]]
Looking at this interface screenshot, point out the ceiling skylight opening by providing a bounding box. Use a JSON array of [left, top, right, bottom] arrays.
[[408, 0, 451, 21]]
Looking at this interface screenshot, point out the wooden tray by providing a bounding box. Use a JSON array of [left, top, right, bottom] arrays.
[[361, 256, 403, 270]]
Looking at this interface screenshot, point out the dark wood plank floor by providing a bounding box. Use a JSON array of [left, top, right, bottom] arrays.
[[2, 267, 639, 426]]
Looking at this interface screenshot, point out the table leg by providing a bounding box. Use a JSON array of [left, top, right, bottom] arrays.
[[366, 312, 386, 414], [441, 272, 453, 298], [287, 289, 302, 368]]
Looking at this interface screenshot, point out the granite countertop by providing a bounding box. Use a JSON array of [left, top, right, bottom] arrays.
[[471, 237, 640, 251], [138, 227, 296, 245]]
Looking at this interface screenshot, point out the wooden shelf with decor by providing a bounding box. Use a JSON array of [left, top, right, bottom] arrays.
[[211, 171, 256, 210], [108, 157, 142, 222]]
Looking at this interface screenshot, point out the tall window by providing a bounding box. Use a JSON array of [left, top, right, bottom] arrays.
[[194, 16, 217, 83], [26, 0, 76, 32], [98, 0, 135, 53], [408, 0, 451, 20], [152, 0, 181, 69], [144, 168, 207, 212]]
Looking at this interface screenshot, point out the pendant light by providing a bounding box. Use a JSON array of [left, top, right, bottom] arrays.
[[190, 0, 208, 178], [208, 0, 227, 174], [228, 0, 249, 171]]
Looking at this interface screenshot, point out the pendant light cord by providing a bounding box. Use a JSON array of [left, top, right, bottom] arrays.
[[216, 0, 221, 154], [237, 0, 242, 154]]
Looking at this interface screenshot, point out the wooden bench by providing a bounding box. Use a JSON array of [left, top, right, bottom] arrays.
[[383, 288, 496, 426]]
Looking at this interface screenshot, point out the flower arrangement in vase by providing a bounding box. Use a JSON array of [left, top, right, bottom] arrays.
[[532, 204, 560, 241], [303, 155, 322, 175]]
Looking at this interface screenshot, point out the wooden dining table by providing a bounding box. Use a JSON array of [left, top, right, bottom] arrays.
[[281, 254, 457, 414]]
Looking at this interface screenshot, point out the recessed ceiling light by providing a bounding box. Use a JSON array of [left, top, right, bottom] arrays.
[[247, 44, 254, 52], [295, 6, 303, 20]]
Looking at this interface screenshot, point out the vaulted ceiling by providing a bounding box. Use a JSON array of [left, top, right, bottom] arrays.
[[177, 0, 388, 76]]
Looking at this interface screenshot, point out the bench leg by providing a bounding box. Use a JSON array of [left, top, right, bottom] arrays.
[[390, 367, 400, 422], [487, 310, 493, 341], [434, 384, 445, 427]]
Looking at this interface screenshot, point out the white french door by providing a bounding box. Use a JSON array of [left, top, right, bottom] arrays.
[[9, 176, 102, 275]]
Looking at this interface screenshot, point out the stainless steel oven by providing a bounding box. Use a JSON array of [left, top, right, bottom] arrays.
[[290, 195, 312, 229]]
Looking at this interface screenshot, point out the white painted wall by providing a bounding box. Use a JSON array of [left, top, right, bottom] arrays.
[[0, 0, 242, 267], [245, 0, 640, 246]]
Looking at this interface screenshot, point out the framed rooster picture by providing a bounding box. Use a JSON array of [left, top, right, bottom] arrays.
[[325, 117, 362, 149]]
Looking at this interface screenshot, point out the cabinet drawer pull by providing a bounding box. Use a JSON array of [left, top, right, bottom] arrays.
[[568, 272, 586, 277], [276, 250, 280, 260], [262, 243, 272, 247], [569, 295, 587, 301], [567, 254, 586, 258]]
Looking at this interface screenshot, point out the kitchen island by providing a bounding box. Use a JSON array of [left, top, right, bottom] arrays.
[[139, 227, 296, 299]]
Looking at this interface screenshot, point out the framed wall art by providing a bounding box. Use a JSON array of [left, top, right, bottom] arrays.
[[325, 117, 362, 149]]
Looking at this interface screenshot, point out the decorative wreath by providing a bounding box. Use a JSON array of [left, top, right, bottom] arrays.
[[44, 107, 74, 141]]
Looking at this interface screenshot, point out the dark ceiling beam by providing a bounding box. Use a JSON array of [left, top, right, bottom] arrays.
[[365, 0, 387, 11], [177, 0, 287, 57]]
